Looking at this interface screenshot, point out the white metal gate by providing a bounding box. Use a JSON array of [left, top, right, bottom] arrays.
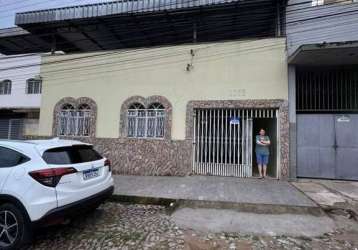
[[192, 108, 277, 177]]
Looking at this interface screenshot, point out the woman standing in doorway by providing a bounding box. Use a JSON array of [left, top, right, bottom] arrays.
[[255, 128, 270, 179]]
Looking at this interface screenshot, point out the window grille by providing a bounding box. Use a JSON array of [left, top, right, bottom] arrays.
[[312, 0, 353, 6], [58, 104, 92, 136], [127, 102, 165, 138], [311, 0, 324, 6], [26, 78, 42, 94], [0, 80, 11, 95], [297, 67, 358, 112], [0, 119, 23, 139]]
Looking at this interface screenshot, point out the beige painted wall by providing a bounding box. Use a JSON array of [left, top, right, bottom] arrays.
[[23, 119, 39, 136], [39, 38, 288, 140]]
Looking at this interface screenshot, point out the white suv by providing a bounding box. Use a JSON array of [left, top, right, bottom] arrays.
[[0, 138, 114, 249]]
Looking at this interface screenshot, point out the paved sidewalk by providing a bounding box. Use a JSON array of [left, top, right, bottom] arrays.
[[313, 179, 358, 201], [292, 179, 358, 216], [113, 175, 319, 214]]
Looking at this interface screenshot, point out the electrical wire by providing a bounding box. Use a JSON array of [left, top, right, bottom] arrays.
[[0, 0, 355, 39], [0, 1, 356, 97], [0, 1, 356, 56], [5, 40, 285, 91], [0, 6, 356, 69], [1, 35, 284, 82], [3, 0, 356, 79], [0, 1, 357, 61], [0, 1, 288, 69], [1, 13, 357, 76], [0, 0, 105, 15]]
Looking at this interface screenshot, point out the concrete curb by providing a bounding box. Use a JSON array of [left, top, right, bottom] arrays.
[[110, 194, 325, 216]]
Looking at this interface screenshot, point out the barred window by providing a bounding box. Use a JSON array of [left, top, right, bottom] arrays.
[[0, 80, 11, 95], [58, 103, 92, 137], [312, 0, 353, 6], [26, 78, 42, 94], [127, 102, 165, 138]]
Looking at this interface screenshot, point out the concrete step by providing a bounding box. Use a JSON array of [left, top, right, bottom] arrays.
[[111, 194, 323, 216]]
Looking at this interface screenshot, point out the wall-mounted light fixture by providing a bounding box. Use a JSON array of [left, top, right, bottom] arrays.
[[186, 49, 195, 72]]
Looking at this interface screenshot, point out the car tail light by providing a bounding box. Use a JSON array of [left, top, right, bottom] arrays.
[[29, 167, 77, 187], [104, 159, 111, 172]]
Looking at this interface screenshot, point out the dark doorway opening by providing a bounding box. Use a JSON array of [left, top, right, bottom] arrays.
[[252, 118, 277, 178]]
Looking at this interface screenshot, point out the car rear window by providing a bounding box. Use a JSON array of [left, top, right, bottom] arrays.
[[0, 146, 30, 168], [42, 145, 103, 165]]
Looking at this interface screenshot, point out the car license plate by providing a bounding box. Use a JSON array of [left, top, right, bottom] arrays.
[[83, 168, 99, 180]]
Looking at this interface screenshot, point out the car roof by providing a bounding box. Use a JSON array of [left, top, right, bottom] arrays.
[[0, 138, 91, 155]]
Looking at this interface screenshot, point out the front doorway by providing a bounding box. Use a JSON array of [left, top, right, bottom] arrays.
[[252, 117, 278, 178], [192, 108, 278, 178]]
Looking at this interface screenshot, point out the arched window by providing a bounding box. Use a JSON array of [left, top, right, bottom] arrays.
[[147, 103, 165, 138], [0, 80, 11, 95], [59, 104, 75, 136], [127, 102, 165, 138], [78, 103, 92, 136], [58, 103, 92, 136], [127, 103, 145, 138], [26, 78, 42, 94]]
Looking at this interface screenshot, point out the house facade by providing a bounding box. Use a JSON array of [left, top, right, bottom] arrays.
[[0, 54, 42, 139], [1, 0, 357, 180], [287, 0, 358, 180], [38, 39, 288, 177], [0, 0, 290, 178]]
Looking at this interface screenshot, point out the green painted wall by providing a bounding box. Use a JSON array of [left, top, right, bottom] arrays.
[[39, 38, 288, 140]]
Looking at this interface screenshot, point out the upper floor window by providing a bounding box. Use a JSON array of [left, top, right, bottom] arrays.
[[0, 80, 11, 95], [312, 0, 323, 6], [58, 103, 92, 137], [26, 78, 42, 94], [312, 0, 355, 6], [127, 102, 165, 138]]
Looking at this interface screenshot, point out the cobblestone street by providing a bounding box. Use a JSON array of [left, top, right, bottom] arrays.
[[25, 202, 358, 250]]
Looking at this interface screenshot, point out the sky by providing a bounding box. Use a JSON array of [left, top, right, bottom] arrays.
[[0, 0, 115, 28]]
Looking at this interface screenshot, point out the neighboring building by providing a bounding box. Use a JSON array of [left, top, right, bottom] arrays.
[[0, 0, 289, 179], [287, 0, 358, 180], [0, 54, 42, 139]]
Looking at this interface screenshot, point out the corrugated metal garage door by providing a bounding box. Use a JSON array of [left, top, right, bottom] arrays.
[[297, 114, 358, 180], [0, 119, 24, 139]]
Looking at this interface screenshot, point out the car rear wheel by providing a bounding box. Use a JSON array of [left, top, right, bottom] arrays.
[[0, 203, 32, 249]]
